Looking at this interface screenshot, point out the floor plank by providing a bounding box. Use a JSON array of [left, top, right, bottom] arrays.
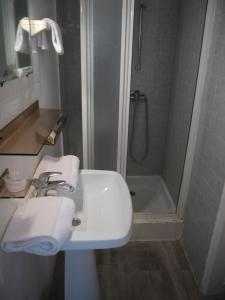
[[96, 241, 202, 300], [49, 241, 225, 300]]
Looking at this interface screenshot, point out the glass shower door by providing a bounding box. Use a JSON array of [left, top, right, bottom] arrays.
[[81, 0, 134, 172], [92, 0, 123, 170]]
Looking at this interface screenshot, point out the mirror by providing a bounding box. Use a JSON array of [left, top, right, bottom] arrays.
[[0, 0, 32, 84]]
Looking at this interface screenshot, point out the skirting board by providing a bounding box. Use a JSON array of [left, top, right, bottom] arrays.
[[131, 214, 183, 241]]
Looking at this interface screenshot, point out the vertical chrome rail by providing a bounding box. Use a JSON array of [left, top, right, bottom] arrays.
[[136, 0, 146, 71]]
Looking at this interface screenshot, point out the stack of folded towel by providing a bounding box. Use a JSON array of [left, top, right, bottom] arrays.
[[15, 17, 64, 55], [1, 155, 80, 256], [1, 196, 75, 256]]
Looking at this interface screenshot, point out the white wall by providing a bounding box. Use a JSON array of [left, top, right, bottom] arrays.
[[182, 0, 225, 296], [0, 0, 61, 129], [0, 76, 34, 129], [0, 0, 62, 299], [29, 0, 61, 109]]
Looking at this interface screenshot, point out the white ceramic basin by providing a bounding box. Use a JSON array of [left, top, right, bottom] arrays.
[[63, 170, 133, 250]]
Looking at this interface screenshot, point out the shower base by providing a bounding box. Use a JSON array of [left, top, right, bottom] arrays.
[[126, 176, 183, 241], [126, 176, 176, 214]]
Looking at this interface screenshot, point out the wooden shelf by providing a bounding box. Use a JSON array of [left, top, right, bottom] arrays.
[[0, 101, 65, 156]]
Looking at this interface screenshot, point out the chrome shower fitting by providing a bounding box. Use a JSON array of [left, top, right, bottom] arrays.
[[130, 90, 146, 102]]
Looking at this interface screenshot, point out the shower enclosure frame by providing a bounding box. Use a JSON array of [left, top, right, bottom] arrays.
[[80, 0, 134, 172], [80, 0, 94, 170], [80, 0, 214, 221]]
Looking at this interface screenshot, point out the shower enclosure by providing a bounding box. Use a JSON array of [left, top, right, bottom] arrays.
[[80, 0, 207, 217], [59, 0, 208, 236], [126, 0, 207, 214]]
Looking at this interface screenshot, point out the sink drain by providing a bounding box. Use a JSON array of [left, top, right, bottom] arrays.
[[130, 191, 136, 196], [72, 217, 81, 227]]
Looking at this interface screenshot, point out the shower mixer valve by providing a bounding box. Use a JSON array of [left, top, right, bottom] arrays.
[[130, 90, 146, 102]]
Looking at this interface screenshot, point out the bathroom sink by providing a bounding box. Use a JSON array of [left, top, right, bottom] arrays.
[[63, 170, 133, 250], [32, 159, 132, 300]]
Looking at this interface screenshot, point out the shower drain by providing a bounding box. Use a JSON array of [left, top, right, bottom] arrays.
[[130, 191, 136, 196], [72, 217, 81, 227]]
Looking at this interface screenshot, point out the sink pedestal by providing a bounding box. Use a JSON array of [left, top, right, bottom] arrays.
[[63, 170, 133, 299], [65, 250, 101, 300]]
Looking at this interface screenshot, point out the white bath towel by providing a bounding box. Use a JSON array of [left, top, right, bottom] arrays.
[[34, 155, 80, 190], [14, 17, 30, 54], [30, 27, 49, 53], [43, 18, 64, 55], [1, 196, 75, 256], [37, 31, 49, 51]]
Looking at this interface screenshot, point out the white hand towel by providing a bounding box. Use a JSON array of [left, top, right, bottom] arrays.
[[1, 196, 75, 256], [34, 155, 80, 190], [43, 18, 64, 55], [15, 17, 30, 54], [37, 31, 49, 50], [31, 29, 49, 53]]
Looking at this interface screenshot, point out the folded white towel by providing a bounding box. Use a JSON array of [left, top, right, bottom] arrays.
[[1, 196, 75, 256], [34, 155, 80, 190], [30, 27, 49, 53], [15, 17, 30, 54], [37, 31, 49, 50], [43, 18, 64, 55]]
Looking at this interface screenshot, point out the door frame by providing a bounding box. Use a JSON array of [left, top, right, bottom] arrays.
[[80, 0, 94, 169], [116, 0, 135, 177]]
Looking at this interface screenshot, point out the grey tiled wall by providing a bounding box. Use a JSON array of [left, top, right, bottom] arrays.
[[127, 0, 207, 213], [162, 0, 207, 206], [183, 0, 225, 285], [127, 0, 180, 175], [56, 0, 83, 166]]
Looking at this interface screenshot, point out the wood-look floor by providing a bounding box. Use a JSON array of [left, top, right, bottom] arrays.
[[96, 241, 201, 300], [49, 241, 225, 300]]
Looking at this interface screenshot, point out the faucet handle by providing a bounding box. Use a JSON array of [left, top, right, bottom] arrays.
[[31, 178, 65, 189], [48, 180, 66, 185], [38, 171, 62, 184], [47, 182, 75, 193]]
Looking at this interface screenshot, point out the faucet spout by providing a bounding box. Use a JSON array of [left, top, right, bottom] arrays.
[[42, 181, 75, 196], [32, 176, 75, 197]]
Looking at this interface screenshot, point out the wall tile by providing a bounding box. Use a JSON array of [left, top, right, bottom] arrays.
[[56, 0, 83, 165], [127, 0, 180, 175], [163, 0, 207, 206]]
